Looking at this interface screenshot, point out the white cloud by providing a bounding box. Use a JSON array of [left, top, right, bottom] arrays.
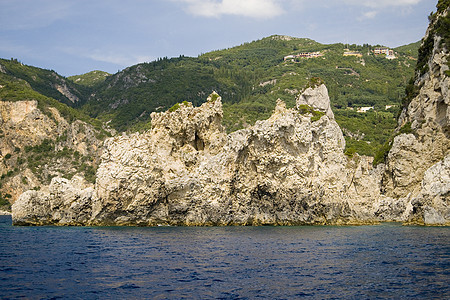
[[61, 47, 154, 67], [340, 0, 421, 8], [358, 10, 378, 21], [330, 0, 422, 22], [175, 0, 285, 19]]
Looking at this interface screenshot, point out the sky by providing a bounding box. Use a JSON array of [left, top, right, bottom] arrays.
[[0, 0, 438, 76]]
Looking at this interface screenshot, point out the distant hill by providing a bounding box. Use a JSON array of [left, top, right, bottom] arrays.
[[0, 58, 88, 107], [0, 58, 102, 128], [68, 70, 111, 87], [395, 41, 421, 59]]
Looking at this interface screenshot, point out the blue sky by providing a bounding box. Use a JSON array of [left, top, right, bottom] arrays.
[[0, 0, 437, 76]]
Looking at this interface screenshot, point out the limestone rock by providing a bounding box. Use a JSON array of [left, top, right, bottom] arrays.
[[12, 176, 94, 225], [14, 87, 392, 226], [0, 100, 103, 204], [405, 154, 450, 225], [296, 84, 335, 120], [383, 6, 449, 221]]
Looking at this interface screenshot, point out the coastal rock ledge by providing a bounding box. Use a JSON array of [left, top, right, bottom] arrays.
[[12, 85, 449, 226]]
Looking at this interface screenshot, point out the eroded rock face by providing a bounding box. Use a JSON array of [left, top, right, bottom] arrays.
[[12, 86, 395, 226], [0, 100, 103, 203], [91, 87, 363, 226], [401, 153, 450, 225], [296, 84, 335, 120], [13, 176, 94, 226], [382, 7, 449, 224]]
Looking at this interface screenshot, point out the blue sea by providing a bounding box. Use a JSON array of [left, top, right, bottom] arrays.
[[0, 215, 449, 299]]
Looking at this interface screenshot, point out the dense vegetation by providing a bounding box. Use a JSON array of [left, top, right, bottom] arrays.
[[1, 35, 422, 157], [0, 58, 88, 107], [394, 41, 421, 59], [74, 36, 417, 156], [0, 60, 106, 133]]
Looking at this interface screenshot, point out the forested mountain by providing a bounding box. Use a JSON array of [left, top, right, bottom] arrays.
[[0, 58, 103, 127], [75, 37, 418, 155], [0, 58, 89, 107], [1, 36, 420, 156]]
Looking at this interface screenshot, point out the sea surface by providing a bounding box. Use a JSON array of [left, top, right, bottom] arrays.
[[0, 215, 449, 299]]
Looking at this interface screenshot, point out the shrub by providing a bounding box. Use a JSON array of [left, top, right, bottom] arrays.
[[208, 93, 220, 102], [402, 78, 420, 109], [373, 139, 393, 166], [398, 122, 413, 134], [298, 104, 325, 121], [0, 196, 11, 209], [298, 104, 312, 114], [306, 77, 324, 89], [4, 153, 11, 159], [344, 147, 356, 158], [168, 103, 180, 112], [311, 110, 325, 122]]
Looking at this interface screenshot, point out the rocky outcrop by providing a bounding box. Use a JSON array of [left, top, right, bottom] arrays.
[[12, 87, 391, 226], [382, 5, 449, 224], [91, 90, 357, 226], [296, 84, 335, 120], [405, 154, 450, 225], [0, 100, 103, 204], [11, 78, 449, 226], [12, 176, 94, 225]]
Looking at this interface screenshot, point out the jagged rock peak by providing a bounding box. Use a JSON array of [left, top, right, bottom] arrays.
[[296, 84, 335, 120], [149, 92, 226, 153]]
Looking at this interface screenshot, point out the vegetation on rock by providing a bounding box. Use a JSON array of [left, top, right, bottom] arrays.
[[0, 33, 424, 159]]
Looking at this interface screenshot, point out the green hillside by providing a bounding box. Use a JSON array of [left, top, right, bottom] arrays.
[[0, 58, 88, 107], [394, 41, 421, 59], [68, 70, 111, 87], [0, 59, 103, 130], [79, 36, 419, 156]]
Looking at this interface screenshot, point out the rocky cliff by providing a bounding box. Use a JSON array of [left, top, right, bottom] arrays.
[[11, 87, 392, 225], [11, 78, 449, 225], [382, 4, 449, 224], [0, 100, 103, 209], [10, 4, 450, 226]]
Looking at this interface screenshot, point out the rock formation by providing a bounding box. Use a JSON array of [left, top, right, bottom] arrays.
[[10, 87, 387, 226], [382, 5, 449, 224], [11, 77, 449, 225], [10, 4, 450, 227], [0, 100, 103, 204]]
